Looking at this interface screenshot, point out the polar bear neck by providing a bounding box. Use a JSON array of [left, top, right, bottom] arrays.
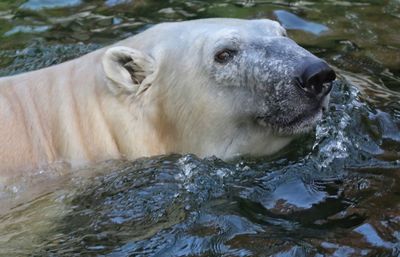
[[0, 49, 164, 174]]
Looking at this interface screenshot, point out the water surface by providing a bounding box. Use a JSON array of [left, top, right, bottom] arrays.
[[0, 0, 399, 256]]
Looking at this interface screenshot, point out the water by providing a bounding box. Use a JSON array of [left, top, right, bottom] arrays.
[[0, 0, 399, 256]]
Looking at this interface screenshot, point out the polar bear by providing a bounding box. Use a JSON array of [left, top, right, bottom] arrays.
[[0, 18, 335, 174]]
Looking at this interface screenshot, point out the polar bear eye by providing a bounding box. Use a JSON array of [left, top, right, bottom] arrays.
[[214, 49, 236, 64]]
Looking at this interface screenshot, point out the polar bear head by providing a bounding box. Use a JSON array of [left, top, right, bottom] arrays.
[[101, 18, 336, 159]]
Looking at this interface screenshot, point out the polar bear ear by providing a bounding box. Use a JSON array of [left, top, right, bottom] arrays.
[[102, 46, 156, 95]]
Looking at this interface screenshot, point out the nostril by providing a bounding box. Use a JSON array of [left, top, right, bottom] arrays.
[[324, 81, 333, 96], [307, 70, 334, 94]]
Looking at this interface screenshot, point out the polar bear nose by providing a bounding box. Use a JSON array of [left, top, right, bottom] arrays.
[[295, 58, 336, 97]]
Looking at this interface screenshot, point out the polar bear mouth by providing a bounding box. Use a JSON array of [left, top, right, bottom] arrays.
[[256, 105, 323, 135], [284, 107, 323, 131]]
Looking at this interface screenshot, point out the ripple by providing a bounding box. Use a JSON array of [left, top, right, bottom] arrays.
[[20, 0, 82, 10], [4, 25, 51, 36], [354, 223, 394, 249]]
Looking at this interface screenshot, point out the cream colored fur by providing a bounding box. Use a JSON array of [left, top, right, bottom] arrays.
[[0, 18, 294, 175]]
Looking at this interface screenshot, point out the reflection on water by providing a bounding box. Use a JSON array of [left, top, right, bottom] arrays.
[[0, 0, 399, 256], [20, 0, 82, 10], [274, 10, 329, 35]]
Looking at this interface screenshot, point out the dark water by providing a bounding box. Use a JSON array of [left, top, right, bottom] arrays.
[[0, 0, 399, 256]]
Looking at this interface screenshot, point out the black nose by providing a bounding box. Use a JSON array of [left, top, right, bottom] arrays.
[[295, 58, 336, 97]]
